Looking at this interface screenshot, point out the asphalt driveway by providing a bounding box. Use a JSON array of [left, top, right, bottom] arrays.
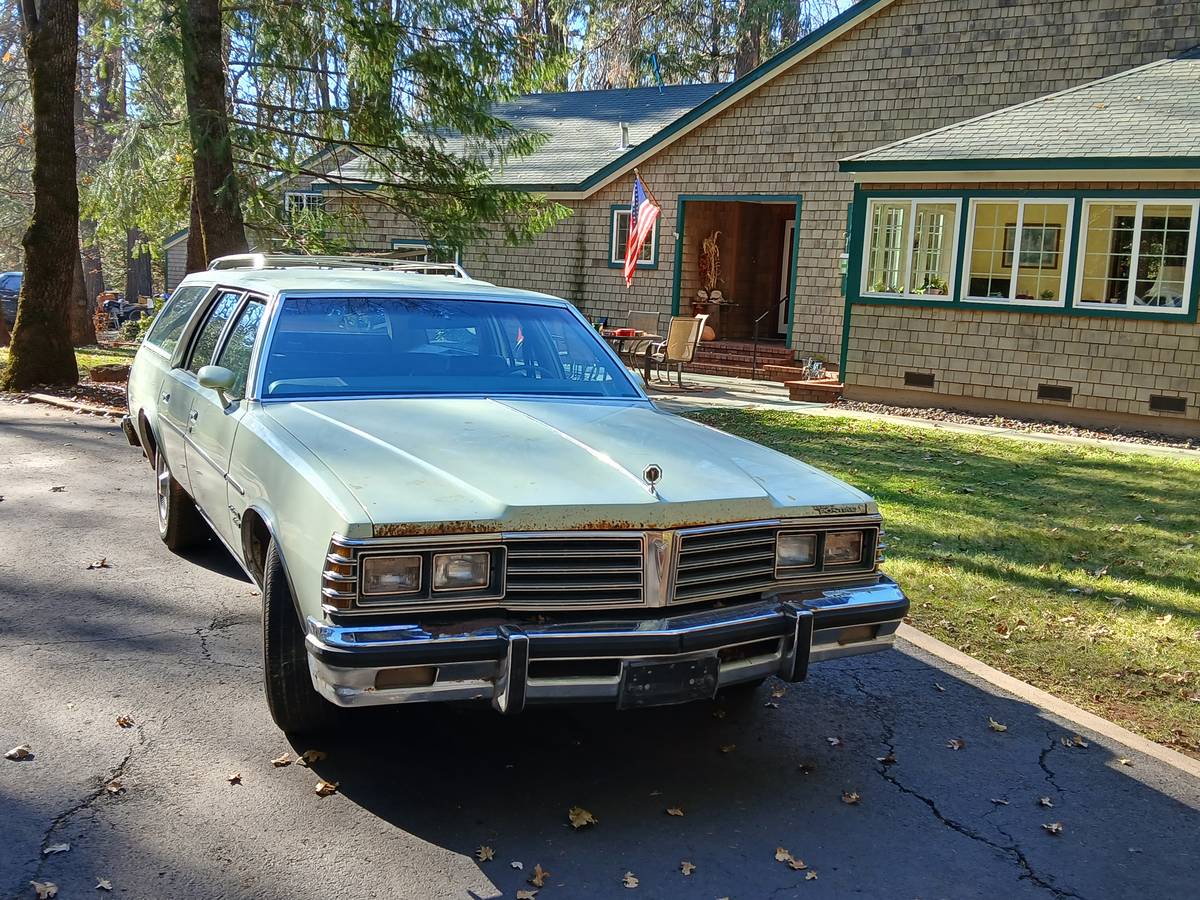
[[1, 401, 1197, 900]]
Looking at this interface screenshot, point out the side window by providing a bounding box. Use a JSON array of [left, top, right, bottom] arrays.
[[186, 291, 242, 375], [144, 285, 208, 354], [214, 299, 266, 398]]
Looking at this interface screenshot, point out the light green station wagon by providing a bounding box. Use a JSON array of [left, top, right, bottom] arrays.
[[124, 254, 908, 734]]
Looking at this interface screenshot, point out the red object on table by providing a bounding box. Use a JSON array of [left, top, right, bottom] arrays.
[[611, 328, 637, 337]]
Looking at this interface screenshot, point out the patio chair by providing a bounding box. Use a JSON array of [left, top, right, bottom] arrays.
[[622, 309, 661, 364], [649, 314, 708, 387]]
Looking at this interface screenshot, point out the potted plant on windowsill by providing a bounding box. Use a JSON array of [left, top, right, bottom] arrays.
[[924, 275, 949, 296]]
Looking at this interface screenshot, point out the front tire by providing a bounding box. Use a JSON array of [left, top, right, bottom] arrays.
[[156, 450, 207, 551], [262, 539, 338, 734]]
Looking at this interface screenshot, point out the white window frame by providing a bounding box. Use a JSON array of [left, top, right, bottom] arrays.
[[284, 191, 325, 217], [960, 198, 1073, 308], [1073, 198, 1198, 315], [610, 207, 657, 266], [859, 197, 961, 301]]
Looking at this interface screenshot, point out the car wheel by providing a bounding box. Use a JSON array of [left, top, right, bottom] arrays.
[[262, 538, 339, 734], [156, 449, 207, 551]]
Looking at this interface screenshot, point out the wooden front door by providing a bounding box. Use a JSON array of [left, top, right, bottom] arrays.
[[778, 220, 795, 336]]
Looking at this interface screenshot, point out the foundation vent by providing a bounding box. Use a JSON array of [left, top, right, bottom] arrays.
[[903, 371, 935, 389], [1149, 395, 1187, 414], [1037, 384, 1072, 402]]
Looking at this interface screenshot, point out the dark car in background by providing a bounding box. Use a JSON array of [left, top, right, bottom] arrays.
[[0, 271, 21, 323]]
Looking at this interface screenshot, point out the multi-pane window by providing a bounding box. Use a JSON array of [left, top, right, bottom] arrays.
[[862, 199, 958, 297], [284, 192, 325, 219], [610, 208, 656, 265], [964, 199, 1071, 304], [1076, 200, 1197, 310]]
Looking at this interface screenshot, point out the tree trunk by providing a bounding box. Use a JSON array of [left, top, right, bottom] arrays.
[[185, 184, 205, 274], [733, 0, 762, 78], [69, 249, 96, 346], [3, 0, 81, 389], [0, 309, 9, 348], [125, 227, 152, 302], [178, 0, 248, 268]]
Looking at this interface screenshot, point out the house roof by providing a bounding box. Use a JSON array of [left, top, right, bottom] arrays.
[[329, 84, 725, 190], [840, 48, 1200, 173]]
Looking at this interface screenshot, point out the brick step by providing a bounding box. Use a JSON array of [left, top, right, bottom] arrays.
[[762, 364, 820, 382], [695, 350, 796, 366], [785, 380, 845, 403]]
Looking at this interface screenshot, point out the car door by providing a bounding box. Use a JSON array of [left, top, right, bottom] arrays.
[[157, 289, 243, 494], [185, 295, 266, 547]]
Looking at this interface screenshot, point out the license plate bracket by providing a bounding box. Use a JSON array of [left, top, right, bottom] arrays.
[[617, 654, 719, 710]]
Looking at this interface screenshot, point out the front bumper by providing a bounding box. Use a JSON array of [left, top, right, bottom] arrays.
[[305, 576, 908, 712]]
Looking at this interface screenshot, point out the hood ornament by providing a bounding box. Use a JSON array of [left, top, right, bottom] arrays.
[[642, 463, 662, 495]]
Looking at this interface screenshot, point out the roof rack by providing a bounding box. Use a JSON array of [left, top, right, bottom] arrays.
[[207, 253, 470, 279]]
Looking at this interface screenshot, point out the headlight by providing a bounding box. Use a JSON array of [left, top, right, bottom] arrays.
[[433, 551, 490, 591], [776, 532, 817, 569], [361, 555, 422, 595], [824, 531, 864, 565]]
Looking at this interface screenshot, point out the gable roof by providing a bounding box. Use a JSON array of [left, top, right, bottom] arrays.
[[840, 47, 1200, 173], [331, 84, 724, 190]]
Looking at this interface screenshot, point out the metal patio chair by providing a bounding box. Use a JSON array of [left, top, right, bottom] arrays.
[[649, 314, 708, 387]]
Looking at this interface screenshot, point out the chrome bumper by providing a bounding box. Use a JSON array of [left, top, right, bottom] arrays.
[[305, 576, 907, 712]]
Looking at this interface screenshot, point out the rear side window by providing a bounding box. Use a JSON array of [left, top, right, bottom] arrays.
[[144, 285, 208, 354], [214, 299, 266, 398], [186, 291, 242, 374]]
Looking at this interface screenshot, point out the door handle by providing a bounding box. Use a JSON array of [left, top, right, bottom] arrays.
[[160, 391, 171, 403], [187, 410, 199, 430]]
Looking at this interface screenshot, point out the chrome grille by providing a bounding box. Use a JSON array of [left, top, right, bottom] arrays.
[[673, 524, 778, 603], [500, 534, 645, 609]]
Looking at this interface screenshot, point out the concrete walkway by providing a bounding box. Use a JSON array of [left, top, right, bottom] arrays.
[[647, 373, 1200, 460]]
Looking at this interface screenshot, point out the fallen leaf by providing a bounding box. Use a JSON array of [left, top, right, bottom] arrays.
[[805, 870, 819, 880], [787, 857, 808, 871], [1063, 734, 1089, 749], [87, 559, 110, 570], [1042, 822, 1064, 835], [50, 486, 66, 492], [1039, 797, 1054, 808], [529, 864, 550, 887], [764, 701, 779, 709], [297, 749, 327, 766], [315, 779, 338, 797], [515, 892, 537, 900], [95, 878, 113, 891], [666, 806, 684, 817], [990, 798, 1010, 806], [841, 790, 861, 805], [42, 843, 69, 856], [511, 861, 524, 870], [115, 715, 134, 728], [946, 738, 966, 750], [988, 718, 1008, 733], [719, 743, 736, 754], [825, 736, 842, 747], [31, 881, 57, 899], [775, 847, 793, 863], [876, 752, 897, 765], [227, 773, 242, 785], [934, 683, 946, 693], [771, 686, 786, 699], [567, 805, 597, 829], [680, 861, 696, 876], [5, 744, 32, 761], [622, 871, 639, 889], [475, 845, 494, 862], [1118, 758, 1133, 767], [271, 753, 292, 768], [1156, 614, 1174, 625], [104, 779, 123, 795]]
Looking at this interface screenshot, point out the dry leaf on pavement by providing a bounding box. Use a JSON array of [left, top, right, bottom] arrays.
[[510, 861, 523, 870], [775, 847, 793, 863], [5, 744, 32, 761], [298, 749, 328, 766], [771, 687, 786, 699], [826, 736, 842, 747], [1063, 734, 1089, 749], [104, 779, 123, 795], [665, 806, 684, 817], [30, 881, 57, 899], [805, 871, 818, 881], [622, 871, 639, 888], [680, 861, 696, 875], [95, 879, 112, 892], [271, 753, 292, 768], [516, 892, 537, 900], [988, 718, 1008, 733], [115, 715, 134, 728], [50, 486, 66, 492], [1042, 822, 1064, 835], [567, 806, 597, 829], [876, 752, 897, 766], [475, 846, 494, 862], [87, 559, 110, 570], [42, 843, 69, 856], [1038, 797, 1054, 808], [1118, 758, 1133, 766], [529, 864, 550, 887], [315, 779, 338, 797], [764, 701, 779, 709], [227, 773, 242, 785], [946, 738, 966, 751], [990, 798, 1010, 806], [787, 857, 808, 871], [841, 791, 861, 805], [934, 683, 946, 692]]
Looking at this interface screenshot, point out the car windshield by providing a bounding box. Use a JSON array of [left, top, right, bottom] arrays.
[[260, 296, 640, 400]]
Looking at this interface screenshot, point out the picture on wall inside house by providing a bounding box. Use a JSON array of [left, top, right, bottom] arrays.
[[1003, 223, 1061, 269]]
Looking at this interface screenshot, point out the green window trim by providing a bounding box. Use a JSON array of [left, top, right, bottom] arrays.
[[608, 204, 659, 270]]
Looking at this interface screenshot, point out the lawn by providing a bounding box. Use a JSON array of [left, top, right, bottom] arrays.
[[690, 409, 1200, 757], [0, 343, 135, 382]]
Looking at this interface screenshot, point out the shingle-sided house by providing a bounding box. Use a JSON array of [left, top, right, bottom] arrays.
[[839, 49, 1200, 435], [166, 0, 1200, 385]]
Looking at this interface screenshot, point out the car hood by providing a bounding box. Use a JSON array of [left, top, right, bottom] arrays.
[[264, 398, 874, 535]]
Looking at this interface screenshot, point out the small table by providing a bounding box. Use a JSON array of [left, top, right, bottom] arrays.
[[602, 330, 661, 381]]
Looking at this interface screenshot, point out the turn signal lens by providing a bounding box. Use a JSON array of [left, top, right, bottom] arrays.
[[361, 555, 422, 595], [433, 551, 490, 591], [776, 532, 817, 568], [824, 531, 864, 565]]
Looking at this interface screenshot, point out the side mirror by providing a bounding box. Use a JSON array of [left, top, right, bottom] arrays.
[[197, 365, 237, 406]]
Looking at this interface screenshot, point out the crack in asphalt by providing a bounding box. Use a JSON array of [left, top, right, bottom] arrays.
[[845, 669, 1088, 900], [1038, 729, 1071, 796], [194, 612, 258, 670]]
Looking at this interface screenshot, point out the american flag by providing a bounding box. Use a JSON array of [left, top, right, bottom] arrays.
[[625, 175, 660, 287]]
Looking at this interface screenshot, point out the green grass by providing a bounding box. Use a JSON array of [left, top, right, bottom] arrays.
[[690, 409, 1200, 756], [0, 343, 135, 382]]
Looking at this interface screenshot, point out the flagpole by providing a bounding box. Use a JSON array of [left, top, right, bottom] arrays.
[[633, 168, 662, 209]]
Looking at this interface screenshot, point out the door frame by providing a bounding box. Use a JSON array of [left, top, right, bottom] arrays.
[[670, 193, 803, 349]]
